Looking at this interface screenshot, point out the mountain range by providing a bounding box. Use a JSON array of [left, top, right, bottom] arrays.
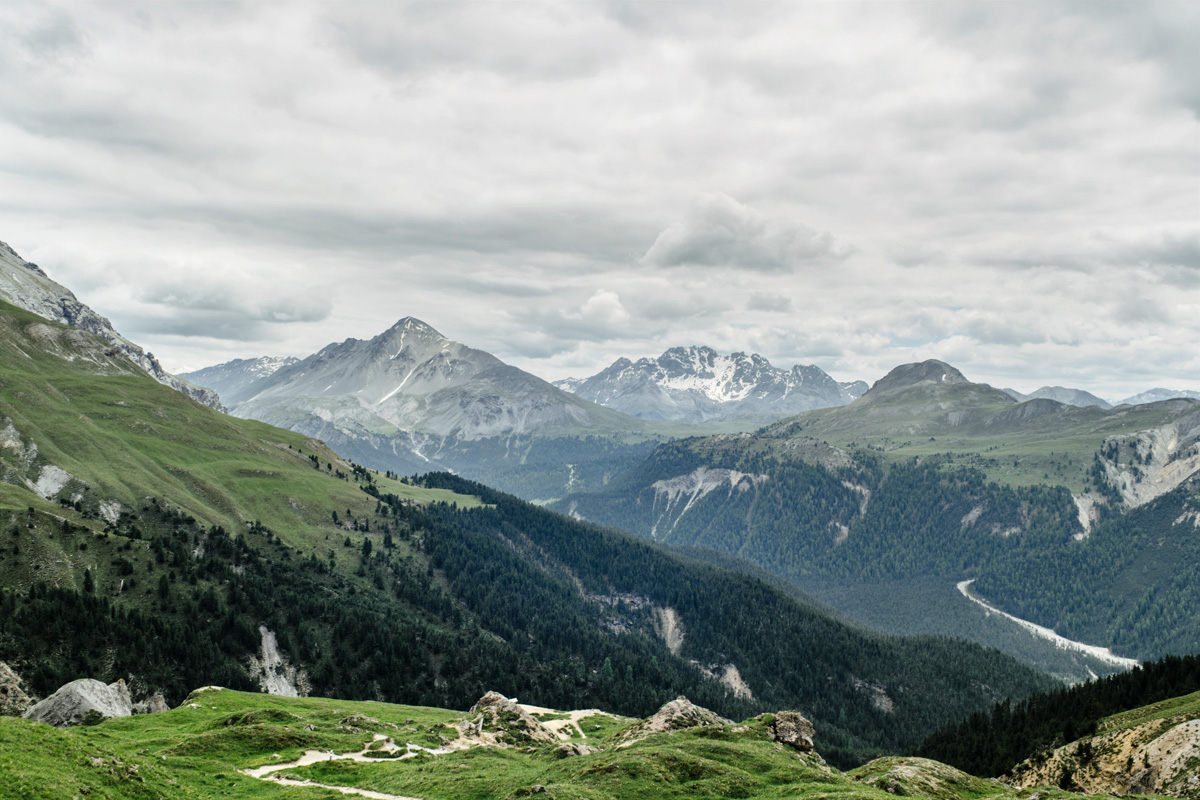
[[552, 346, 868, 422], [0, 291, 1059, 770], [182, 317, 688, 499]]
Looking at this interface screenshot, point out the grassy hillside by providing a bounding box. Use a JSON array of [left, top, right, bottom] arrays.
[[0, 687, 1117, 800]]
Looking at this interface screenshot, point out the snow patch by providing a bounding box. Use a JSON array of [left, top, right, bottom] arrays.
[[957, 580, 1138, 670]]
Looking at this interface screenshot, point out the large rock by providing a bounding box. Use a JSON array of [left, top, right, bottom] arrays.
[[456, 691, 559, 747], [132, 693, 169, 715], [22, 678, 132, 727], [0, 661, 34, 716], [617, 696, 731, 745], [768, 710, 816, 752]]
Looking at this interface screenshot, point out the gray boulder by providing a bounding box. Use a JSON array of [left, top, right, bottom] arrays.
[[22, 678, 132, 727], [0, 661, 34, 716], [768, 710, 815, 752], [132, 693, 169, 715]]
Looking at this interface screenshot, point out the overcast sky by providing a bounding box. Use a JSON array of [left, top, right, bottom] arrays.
[[1, 1, 1197, 400]]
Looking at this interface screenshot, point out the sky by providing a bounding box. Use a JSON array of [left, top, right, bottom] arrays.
[[1, 1, 1197, 401]]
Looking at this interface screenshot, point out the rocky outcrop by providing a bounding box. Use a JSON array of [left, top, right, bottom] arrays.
[[617, 696, 731, 746], [133, 693, 169, 715], [1009, 710, 1200, 797], [767, 710, 816, 752], [0, 661, 34, 716], [0, 240, 224, 411], [22, 678, 132, 727], [456, 692, 559, 747]]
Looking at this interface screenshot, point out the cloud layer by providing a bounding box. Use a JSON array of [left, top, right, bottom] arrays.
[[0, 1, 1196, 400]]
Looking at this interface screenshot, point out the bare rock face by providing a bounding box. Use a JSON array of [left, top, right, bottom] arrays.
[[22, 678, 133, 727], [617, 696, 731, 745], [132, 693, 169, 715], [768, 710, 816, 752], [0, 661, 34, 716], [457, 692, 559, 747]]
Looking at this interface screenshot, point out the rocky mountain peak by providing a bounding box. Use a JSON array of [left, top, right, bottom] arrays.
[[867, 360, 969, 395]]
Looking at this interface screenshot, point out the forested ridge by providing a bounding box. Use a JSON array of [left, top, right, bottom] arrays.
[[559, 439, 1200, 660], [917, 653, 1200, 777]]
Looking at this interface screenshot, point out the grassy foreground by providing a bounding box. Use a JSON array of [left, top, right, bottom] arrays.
[[0, 688, 1115, 800]]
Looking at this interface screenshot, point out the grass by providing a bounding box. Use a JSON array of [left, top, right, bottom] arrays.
[[4, 686, 1177, 799]]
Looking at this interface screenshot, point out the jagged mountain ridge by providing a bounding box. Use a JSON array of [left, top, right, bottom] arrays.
[[0, 240, 223, 411], [183, 317, 686, 498], [555, 345, 864, 422]]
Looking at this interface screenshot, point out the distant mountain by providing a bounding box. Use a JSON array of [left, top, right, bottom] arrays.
[[186, 318, 694, 499], [839, 380, 870, 400], [557, 346, 861, 423], [1002, 386, 1112, 409], [1118, 388, 1200, 406], [0, 240, 224, 411], [180, 356, 299, 405]]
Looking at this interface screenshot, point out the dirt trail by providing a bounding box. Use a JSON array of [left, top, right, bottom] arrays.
[[241, 734, 451, 799], [519, 704, 623, 740]]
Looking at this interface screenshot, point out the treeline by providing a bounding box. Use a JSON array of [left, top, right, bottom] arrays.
[[916, 653, 1200, 777]]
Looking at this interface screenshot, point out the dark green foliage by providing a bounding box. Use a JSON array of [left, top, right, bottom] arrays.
[[415, 472, 1056, 766], [916, 653, 1200, 777], [560, 441, 1200, 661]]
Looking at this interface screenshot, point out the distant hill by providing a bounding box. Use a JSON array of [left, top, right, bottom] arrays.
[[1118, 388, 1200, 406], [1003, 385, 1112, 409], [555, 346, 862, 423]]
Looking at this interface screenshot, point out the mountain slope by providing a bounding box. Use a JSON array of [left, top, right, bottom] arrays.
[[0, 300, 1056, 765], [556, 360, 1200, 674], [557, 345, 860, 422], [0, 240, 223, 411]]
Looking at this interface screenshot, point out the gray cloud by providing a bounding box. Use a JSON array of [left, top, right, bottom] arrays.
[[643, 193, 849, 272], [0, 1, 1195, 398]]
